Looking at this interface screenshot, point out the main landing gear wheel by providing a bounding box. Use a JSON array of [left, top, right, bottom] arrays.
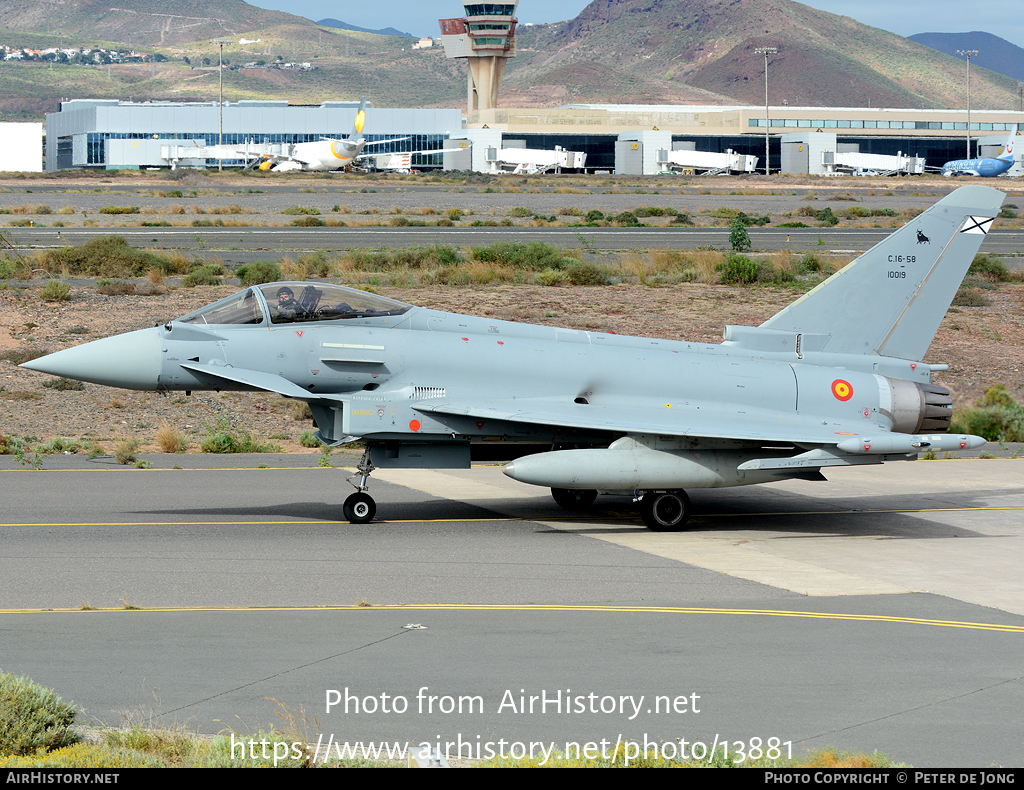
[[343, 492, 376, 523], [640, 490, 691, 531], [551, 488, 598, 510]]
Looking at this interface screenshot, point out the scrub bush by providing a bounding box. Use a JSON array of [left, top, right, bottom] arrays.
[[39, 235, 179, 278], [0, 672, 79, 755], [236, 261, 282, 286]]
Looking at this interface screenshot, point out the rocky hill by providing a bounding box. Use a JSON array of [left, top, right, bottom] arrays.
[[0, 0, 308, 47], [909, 31, 1024, 84], [0, 0, 1020, 118], [505, 0, 1020, 109]]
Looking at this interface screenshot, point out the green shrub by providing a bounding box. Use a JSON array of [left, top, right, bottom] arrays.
[[201, 423, 281, 453], [584, 209, 604, 222], [507, 206, 533, 217], [98, 205, 139, 214], [114, 437, 140, 465], [40, 236, 178, 278], [978, 384, 1017, 408], [182, 264, 223, 287], [236, 261, 282, 286], [289, 215, 325, 227], [565, 260, 610, 286], [612, 211, 641, 227], [718, 253, 760, 284], [39, 280, 71, 301], [950, 406, 1024, 442], [0, 672, 79, 755], [815, 207, 839, 226], [968, 253, 1013, 282], [734, 211, 770, 226], [729, 218, 752, 252], [470, 240, 567, 270], [281, 206, 320, 215], [299, 430, 322, 448], [534, 269, 568, 286]]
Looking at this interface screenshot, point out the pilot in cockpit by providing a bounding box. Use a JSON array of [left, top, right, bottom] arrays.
[[273, 286, 300, 321]]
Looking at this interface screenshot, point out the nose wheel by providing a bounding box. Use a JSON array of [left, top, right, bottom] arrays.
[[343, 491, 376, 523], [343, 446, 377, 523]]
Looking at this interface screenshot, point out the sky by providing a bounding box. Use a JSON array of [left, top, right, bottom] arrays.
[[244, 0, 1023, 48]]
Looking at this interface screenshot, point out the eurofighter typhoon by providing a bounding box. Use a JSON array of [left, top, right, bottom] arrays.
[[22, 187, 1002, 529]]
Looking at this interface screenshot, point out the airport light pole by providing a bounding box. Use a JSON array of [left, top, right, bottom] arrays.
[[212, 38, 232, 170], [957, 49, 978, 159], [755, 46, 777, 176]]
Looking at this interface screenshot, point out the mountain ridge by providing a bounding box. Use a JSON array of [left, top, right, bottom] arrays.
[[0, 0, 1021, 120], [909, 31, 1024, 84]]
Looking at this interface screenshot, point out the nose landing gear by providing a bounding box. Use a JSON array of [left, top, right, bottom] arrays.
[[343, 446, 377, 523]]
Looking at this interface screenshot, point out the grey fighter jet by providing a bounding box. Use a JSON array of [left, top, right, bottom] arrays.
[[22, 186, 1001, 529]]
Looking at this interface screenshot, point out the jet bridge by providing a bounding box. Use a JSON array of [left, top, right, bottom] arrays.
[[485, 145, 586, 174], [160, 141, 275, 169], [821, 150, 926, 176], [656, 148, 759, 175]]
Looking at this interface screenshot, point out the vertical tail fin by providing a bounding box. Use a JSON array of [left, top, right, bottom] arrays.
[[998, 124, 1018, 162], [352, 97, 367, 140], [761, 185, 1004, 361]]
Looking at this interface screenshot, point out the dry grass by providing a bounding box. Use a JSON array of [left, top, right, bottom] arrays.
[[154, 424, 187, 453]]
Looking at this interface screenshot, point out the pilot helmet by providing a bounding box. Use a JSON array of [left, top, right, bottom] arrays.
[[276, 286, 294, 301]]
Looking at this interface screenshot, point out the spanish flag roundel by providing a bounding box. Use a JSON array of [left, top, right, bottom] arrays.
[[831, 379, 853, 401]]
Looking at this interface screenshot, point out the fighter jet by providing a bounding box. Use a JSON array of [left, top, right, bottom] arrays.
[[941, 125, 1018, 177], [22, 186, 1001, 529]]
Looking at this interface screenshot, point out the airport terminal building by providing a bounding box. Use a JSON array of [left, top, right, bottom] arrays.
[[45, 99, 462, 171], [44, 99, 1024, 175]]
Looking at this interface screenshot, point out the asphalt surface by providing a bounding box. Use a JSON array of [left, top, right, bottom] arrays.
[[1, 454, 1022, 767], [9, 226, 1024, 258]]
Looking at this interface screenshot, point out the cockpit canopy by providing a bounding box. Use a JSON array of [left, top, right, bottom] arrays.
[[177, 282, 412, 326]]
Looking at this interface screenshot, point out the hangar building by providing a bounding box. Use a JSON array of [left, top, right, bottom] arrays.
[[44, 99, 1022, 175]]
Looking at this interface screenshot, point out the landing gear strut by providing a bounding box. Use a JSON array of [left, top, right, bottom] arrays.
[[343, 446, 377, 523], [638, 490, 691, 531]]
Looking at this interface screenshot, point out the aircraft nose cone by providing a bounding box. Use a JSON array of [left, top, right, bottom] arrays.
[[20, 327, 163, 390]]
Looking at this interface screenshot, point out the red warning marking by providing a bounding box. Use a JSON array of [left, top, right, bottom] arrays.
[[831, 379, 854, 401], [910, 363, 917, 370], [960, 441, 966, 449], [462, 337, 469, 341], [296, 330, 304, 337], [497, 341, 504, 345], [409, 420, 421, 432]]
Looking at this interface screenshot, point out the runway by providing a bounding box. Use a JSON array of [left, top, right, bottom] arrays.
[[10, 225, 1024, 256], [1, 454, 1022, 766]]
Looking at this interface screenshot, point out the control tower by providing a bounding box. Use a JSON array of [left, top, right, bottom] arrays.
[[439, 2, 518, 113]]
